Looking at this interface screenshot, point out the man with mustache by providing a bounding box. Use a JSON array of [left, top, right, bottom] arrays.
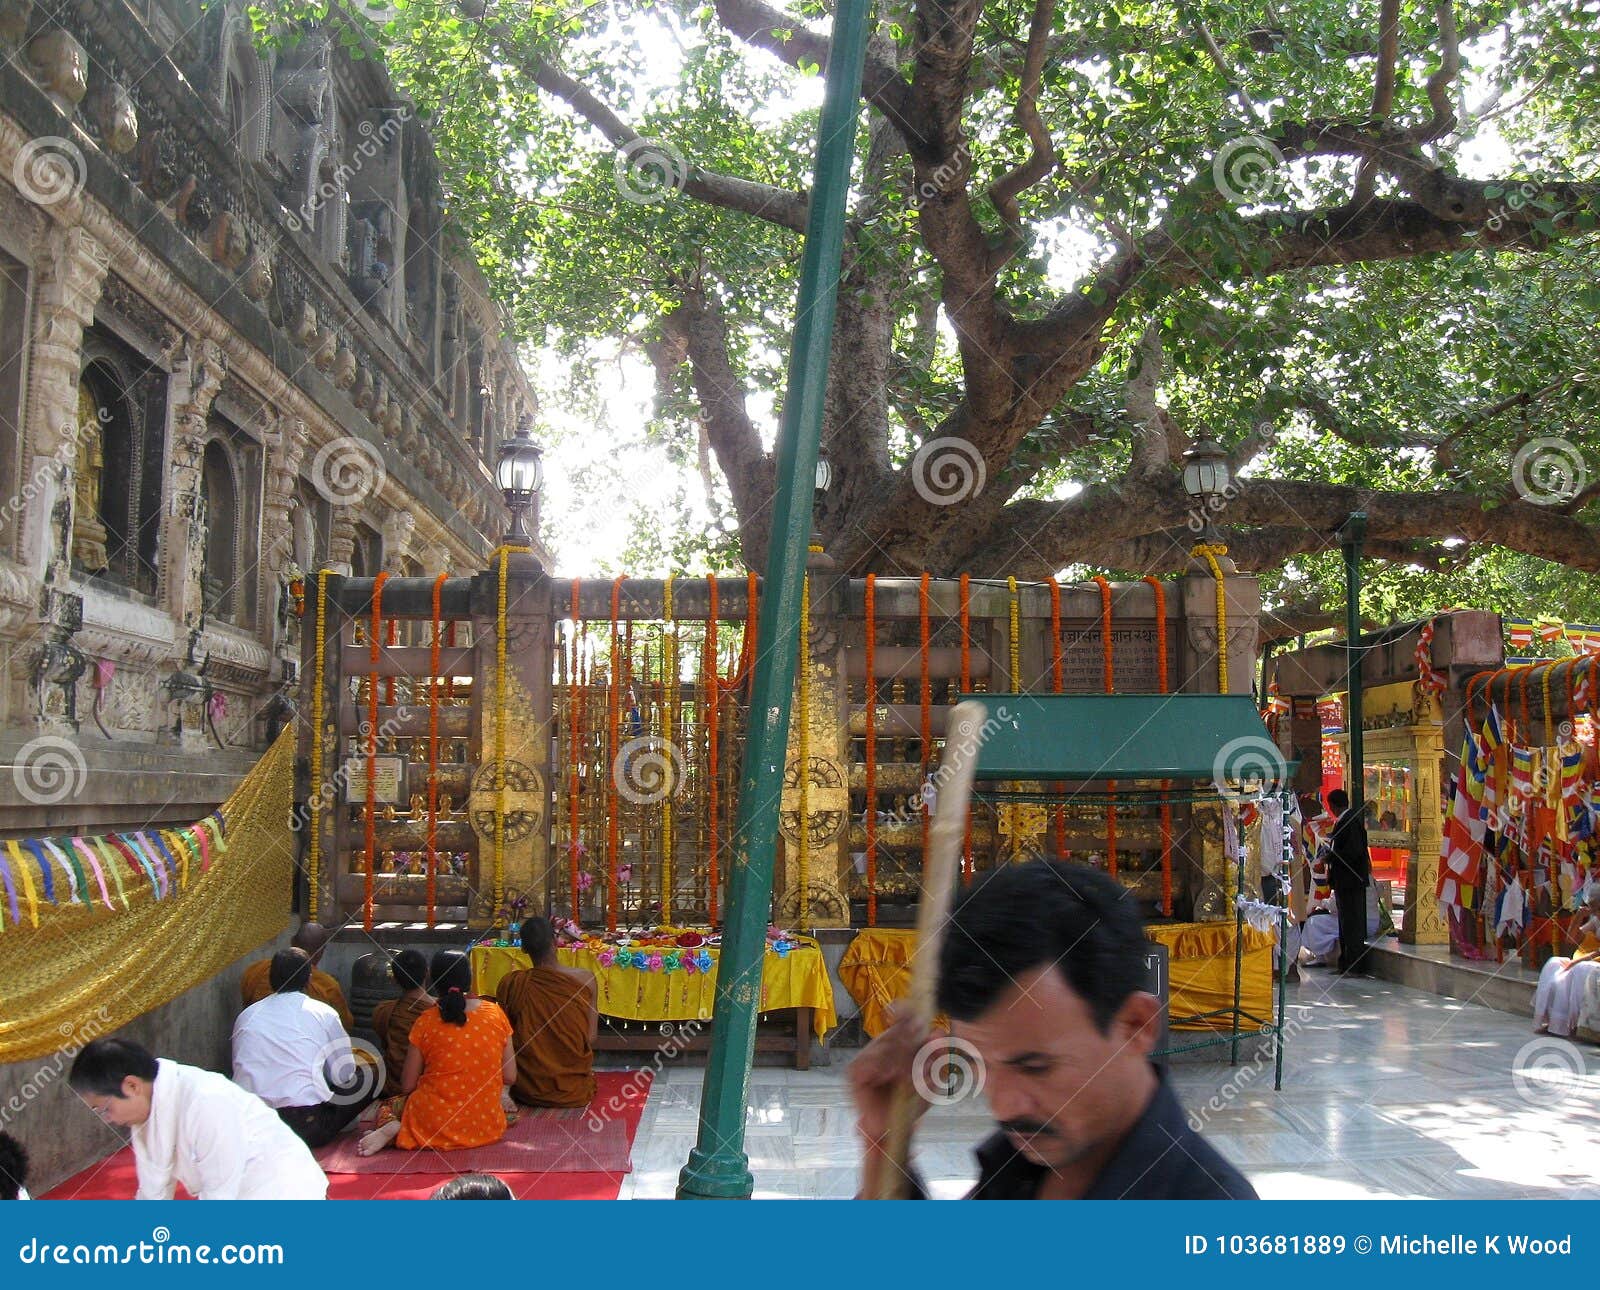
[[852, 860, 1256, 1199]]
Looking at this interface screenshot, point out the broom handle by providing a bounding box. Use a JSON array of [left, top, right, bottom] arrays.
[[875, 699, 989, 1199]]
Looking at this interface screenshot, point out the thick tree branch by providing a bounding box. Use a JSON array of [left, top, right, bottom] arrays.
[[985, 0, 1058, 268], [515, 48, 810, 231], [660, 288, 776, 565], [1418, 0, 1462, 143], [1353, 0, 1402, 205], [711, 0, 919, 143]]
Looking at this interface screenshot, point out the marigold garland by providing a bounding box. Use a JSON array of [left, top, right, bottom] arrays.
[[918, 572, 932, 869], [1192, 543, 1230, 691], [864, 573, 878, 926], [569, 578, 584, 920], [427, 572, 447, 927], [607, 575, 625, 933], [308, 569, 330, 920], [1048, 577, 1065, 859], [1142, 574, 1173, 916], [365, 570, 390, 932], [705, 575, 721, 924], [797, 551, 820, 931], [1092, 575, 1117, 878], [959, 572, 972, 880]]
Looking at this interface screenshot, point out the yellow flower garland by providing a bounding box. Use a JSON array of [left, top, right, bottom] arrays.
[[308, 568, 330, 920], [1191, 543, 1230, 692], [797, 549, 822, 932], [661, 572, 676, 924]]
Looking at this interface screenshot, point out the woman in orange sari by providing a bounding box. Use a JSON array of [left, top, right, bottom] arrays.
[[360, 951, 514, 1154]]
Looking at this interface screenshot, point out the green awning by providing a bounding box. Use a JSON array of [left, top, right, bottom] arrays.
[[955, 693, 1285, 784]]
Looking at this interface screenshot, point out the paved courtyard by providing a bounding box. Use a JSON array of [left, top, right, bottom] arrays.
[[621, 973, 1600, 1199]]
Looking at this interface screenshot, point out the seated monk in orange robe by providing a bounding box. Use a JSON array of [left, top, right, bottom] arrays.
[[495, 916, 598, 1108], [241, 921, 353, 1032], [371, 949, 434, 1098]]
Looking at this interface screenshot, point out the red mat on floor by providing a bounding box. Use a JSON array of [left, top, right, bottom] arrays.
[[314, 1108, 631, 1174], [47, 1071, 651, 1201]]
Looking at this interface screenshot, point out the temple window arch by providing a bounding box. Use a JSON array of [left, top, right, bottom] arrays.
[[222, 27, 269, 163], [74, 357, 156, 593], [198, 438, 240, 623]]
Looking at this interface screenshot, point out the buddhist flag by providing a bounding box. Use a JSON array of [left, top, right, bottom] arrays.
[[1507, 618, 1535, 650], [1439, 731, 1487, 910]]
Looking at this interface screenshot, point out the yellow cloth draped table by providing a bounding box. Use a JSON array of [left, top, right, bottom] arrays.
[[471, 938, 838, 1038], [840, 922, 1274, 1038], [0, 729, 296, 1063], [1145, 921, 1274, 1031]]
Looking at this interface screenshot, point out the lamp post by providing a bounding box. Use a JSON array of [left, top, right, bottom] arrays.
[[495, 416, 544, 550], [1182, 436, 1231, 546]]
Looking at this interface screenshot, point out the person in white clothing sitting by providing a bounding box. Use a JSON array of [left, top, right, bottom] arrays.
[[68, 1037, 327, 1200], [233, 948, 375, 1148]]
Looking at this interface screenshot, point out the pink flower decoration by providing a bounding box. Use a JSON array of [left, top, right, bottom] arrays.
[[618, 865, 634, 884], [647, 954, 664, 972], [577, 870, 595, 891], [597, 950, 615, 967]]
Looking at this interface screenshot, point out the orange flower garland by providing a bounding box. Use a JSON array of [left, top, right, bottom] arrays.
[[918, 572, 932, 870], [569, 579, 583, 919], [1049, 577, 1065, 859], [1142, 574, 1173, 916], [864, 573, 877, 926], [959, 572, 972, 880], [705, 574, 720, 924], [1092, 576, 1116, 878], [427, 572, 447, 928], [365, 570, 390, 932], [606, 575, 625, 933]]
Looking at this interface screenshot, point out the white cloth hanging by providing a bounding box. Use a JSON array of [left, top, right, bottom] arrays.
[[1495, 877, 1526, 939]]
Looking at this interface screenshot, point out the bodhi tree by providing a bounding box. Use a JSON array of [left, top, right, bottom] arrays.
[[272, 0, 1600, 583]]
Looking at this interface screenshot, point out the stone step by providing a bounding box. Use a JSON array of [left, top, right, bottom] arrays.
[[1365, 939, 1537, 1017]]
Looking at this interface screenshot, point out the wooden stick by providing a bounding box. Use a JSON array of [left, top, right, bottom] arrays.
[[876, 698, 989, 1199]]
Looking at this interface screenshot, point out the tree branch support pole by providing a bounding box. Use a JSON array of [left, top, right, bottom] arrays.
[[676, 0, 872, 1200], [1340, 512, 1368, 815]]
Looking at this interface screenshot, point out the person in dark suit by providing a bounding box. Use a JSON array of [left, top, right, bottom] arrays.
[[1325, 789, 1372, 975]]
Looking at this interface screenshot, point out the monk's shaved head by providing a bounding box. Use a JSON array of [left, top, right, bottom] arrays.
[[291, 921, 331, 960]]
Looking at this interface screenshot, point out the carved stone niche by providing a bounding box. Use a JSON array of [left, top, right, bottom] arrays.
[[27, 29, 87, 112], [86, 79, 138, 154]]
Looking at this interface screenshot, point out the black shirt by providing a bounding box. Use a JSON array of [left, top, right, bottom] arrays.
[[1328, 807, 1371, 886], [913, 1075, 1256, 1200]]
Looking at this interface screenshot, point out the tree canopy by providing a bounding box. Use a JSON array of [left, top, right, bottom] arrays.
[[262, 0, 1600, 615]]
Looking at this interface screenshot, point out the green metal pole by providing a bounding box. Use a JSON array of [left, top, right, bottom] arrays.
[[676, 0, 872, 1201], [1340, 513, 1367, 815]]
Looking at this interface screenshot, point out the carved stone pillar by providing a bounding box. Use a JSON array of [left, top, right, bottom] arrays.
[[20, 224, 109, 587], [161, 340, 225, 624], [261, 413, 308, 650], [1179, 560, 1260, 696], [326, 511, 357, 575], [381, 507, 416, 570]]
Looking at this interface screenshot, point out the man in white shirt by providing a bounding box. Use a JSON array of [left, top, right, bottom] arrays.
[[233, 948, 371, 1148], [68, 1037, 327, 1199]]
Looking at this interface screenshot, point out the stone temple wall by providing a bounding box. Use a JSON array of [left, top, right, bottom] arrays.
[[0, 0, 544, 836]]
